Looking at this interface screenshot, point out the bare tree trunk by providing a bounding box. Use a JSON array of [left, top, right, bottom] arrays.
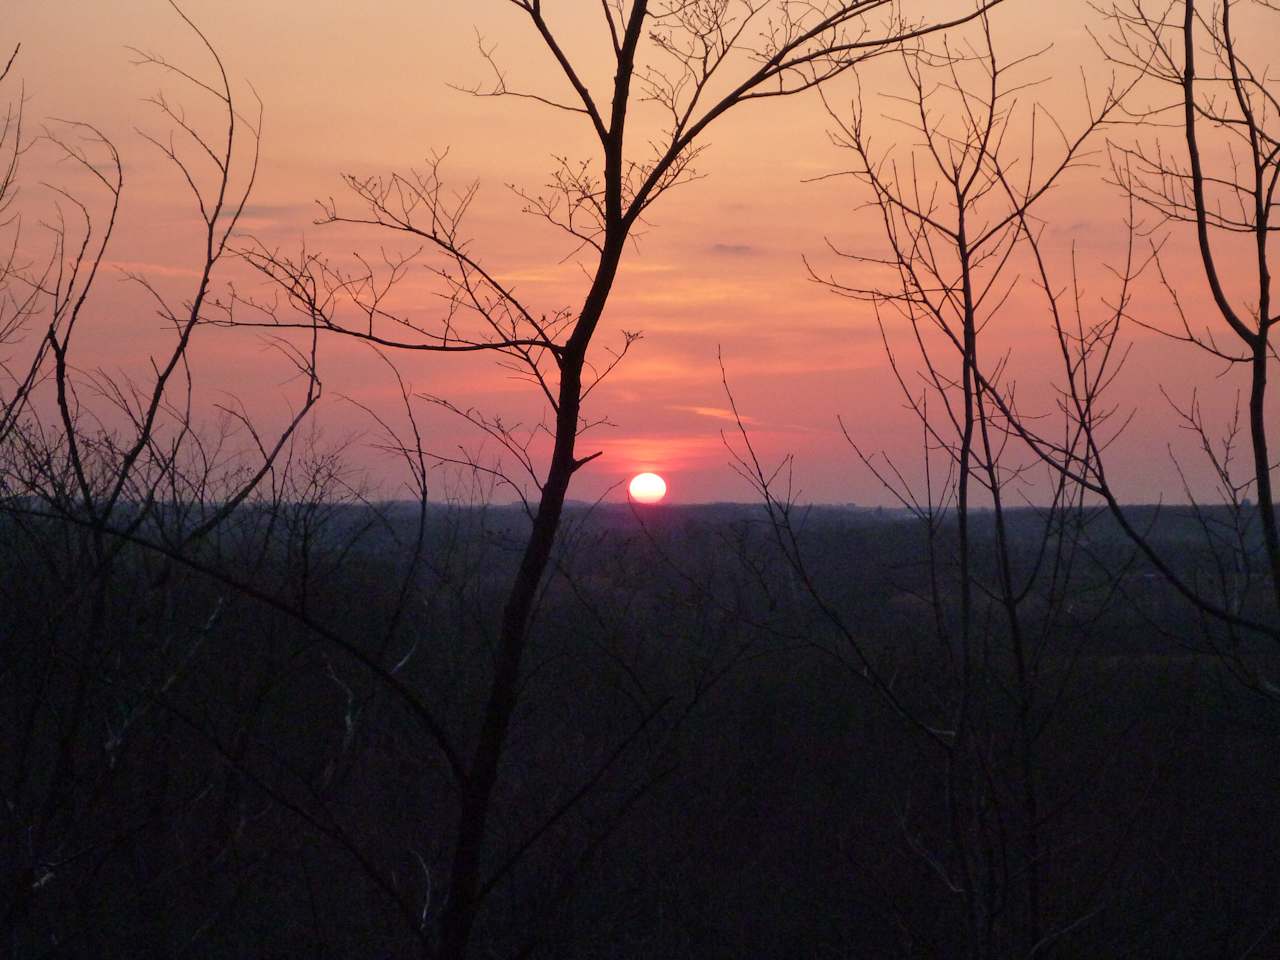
[[437, 234, 626, 958], [1249, 347, 1280, 612], [1180, 0, 1280, 616]]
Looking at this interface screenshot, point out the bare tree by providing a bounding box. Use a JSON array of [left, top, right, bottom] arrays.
[[0, 43, 36, 447], [232, 2, 1015, 956], [1101, 0, 1280, 614], [0, 7, 325, 951], [967, 0, 1280, 685], [728, 16, 1165, 956]]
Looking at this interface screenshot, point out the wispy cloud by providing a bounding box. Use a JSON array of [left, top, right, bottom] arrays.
[[709, 242, 758, 256], [215, 202, 316, 230], [602, 434, 726, 470], [103, 260, 201, 279], [236, 203, 313, 220], [671, 404, 755, 424]]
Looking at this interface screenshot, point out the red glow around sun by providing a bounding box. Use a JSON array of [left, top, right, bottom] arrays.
[[628, 472, 667, 504]]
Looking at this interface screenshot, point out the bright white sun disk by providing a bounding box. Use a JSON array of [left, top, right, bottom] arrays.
[[628, 472, 667, 504]]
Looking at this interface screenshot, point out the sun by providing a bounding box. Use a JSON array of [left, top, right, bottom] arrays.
[[628, 472, 668, 504]]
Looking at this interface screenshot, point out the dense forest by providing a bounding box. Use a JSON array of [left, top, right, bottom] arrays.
[[3, 499, 1279, 957]]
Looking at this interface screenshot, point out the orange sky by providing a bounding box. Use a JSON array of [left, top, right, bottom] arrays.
[[6, 1, 1276, 505]]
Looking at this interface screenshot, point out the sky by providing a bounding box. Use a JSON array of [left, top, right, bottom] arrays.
[[5, 0, 1276, 505]]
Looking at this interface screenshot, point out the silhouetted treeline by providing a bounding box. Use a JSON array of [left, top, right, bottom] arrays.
[[4, 500, 1277, 957]]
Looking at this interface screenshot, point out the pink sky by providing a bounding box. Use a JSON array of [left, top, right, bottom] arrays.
[[6, 1, 1275, 504]]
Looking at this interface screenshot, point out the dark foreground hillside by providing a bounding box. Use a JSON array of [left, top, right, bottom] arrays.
[[3, 500, 1278, 958]]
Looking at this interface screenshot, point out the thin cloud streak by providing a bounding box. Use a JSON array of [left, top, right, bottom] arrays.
[[670, 404, 756, 424]]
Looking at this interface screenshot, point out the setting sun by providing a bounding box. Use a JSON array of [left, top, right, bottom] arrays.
[[628, 472, 668, 504]]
